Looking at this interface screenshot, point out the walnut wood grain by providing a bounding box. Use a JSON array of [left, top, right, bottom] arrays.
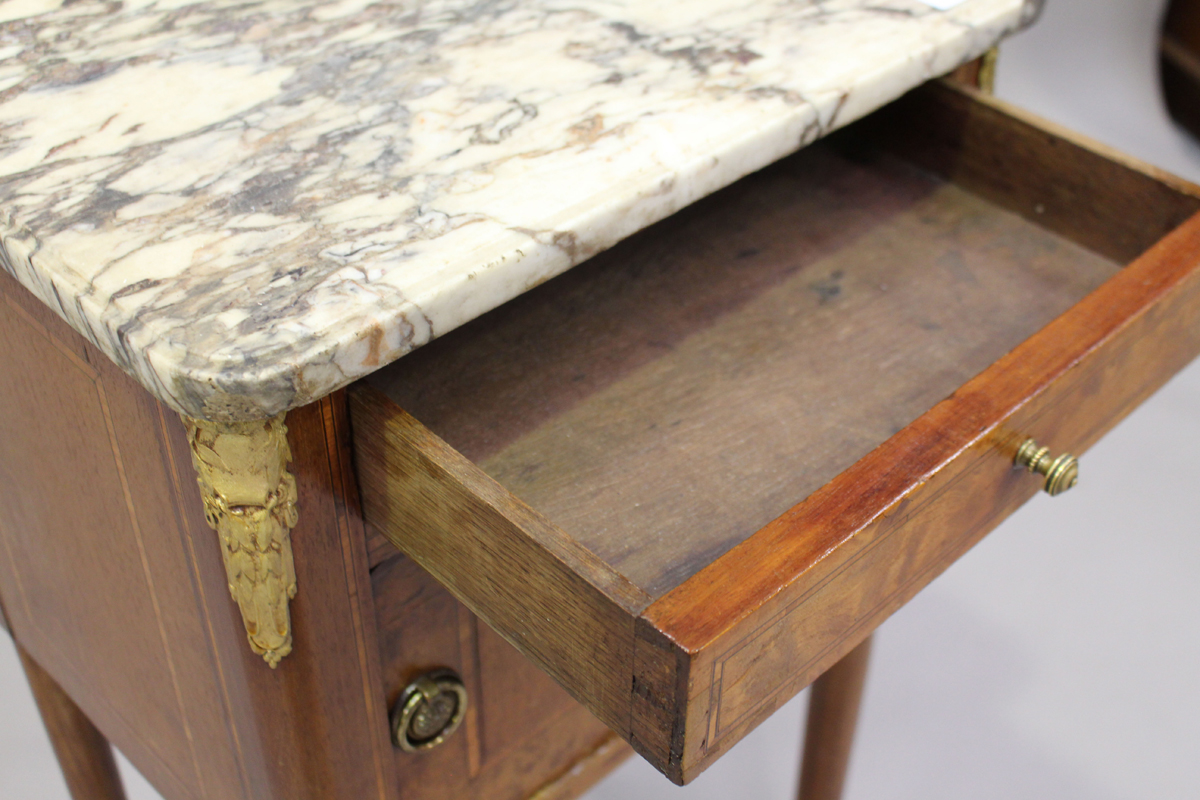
[[351, 84, 1200, 784], [796, 636, 872, 800], [18, 644, 127, 800]]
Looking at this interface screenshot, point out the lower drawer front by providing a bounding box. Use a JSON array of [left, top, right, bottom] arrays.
[[372, 550, 631, 800], [351, 80, 1200, 784]]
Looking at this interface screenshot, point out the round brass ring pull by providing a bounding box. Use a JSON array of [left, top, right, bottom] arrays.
[[1014, 438, 1079, 496], [391, 669, 468, 752]]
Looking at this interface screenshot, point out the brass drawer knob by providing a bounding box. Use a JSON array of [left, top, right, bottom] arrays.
[[1014, 438, 1079, 496], [391, 669, 468, 752]]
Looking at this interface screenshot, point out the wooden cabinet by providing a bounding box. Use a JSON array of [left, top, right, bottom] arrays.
[[349, 81, 1200, 784], [3, 76, 1200, 800]]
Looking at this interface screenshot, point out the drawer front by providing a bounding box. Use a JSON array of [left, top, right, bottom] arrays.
[[350, 81, 1200, 785], [370, 552, 630, 800], [639, 218, 1200, 777]]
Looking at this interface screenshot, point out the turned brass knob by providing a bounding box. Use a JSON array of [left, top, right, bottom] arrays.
[[1014, 438, 1079, 496], [391, 669, 468, 752]]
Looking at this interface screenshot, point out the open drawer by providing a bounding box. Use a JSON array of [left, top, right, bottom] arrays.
[[348, 81, 1200, 784]]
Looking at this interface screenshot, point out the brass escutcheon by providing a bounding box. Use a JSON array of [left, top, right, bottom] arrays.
[[391, 669, 468, 752], [1014, 438, 1079, 496]]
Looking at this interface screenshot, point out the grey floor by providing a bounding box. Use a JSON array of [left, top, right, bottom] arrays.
[[3, 2, 1199, 798]]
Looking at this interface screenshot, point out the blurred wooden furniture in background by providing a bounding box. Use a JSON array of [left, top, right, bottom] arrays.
[[1162, 0, 1200, 138]]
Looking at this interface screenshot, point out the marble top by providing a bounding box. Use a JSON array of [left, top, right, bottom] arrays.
[[0, 0, 1038, 421]]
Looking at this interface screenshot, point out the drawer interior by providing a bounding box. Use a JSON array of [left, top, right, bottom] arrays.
[[365, 86, 1158, 601], [353, 80, 1200, 782]]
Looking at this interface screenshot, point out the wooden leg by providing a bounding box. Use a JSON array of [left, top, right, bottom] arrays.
[[17, 645, 127, 800], [796, 635, 873, 800]]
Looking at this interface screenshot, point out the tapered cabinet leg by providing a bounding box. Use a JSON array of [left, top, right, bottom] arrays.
[[17, 645, 127, 800], [796, 635, 873, 800]]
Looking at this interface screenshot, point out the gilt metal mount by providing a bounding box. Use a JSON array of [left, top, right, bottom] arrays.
[[183, 413, 299, 667]]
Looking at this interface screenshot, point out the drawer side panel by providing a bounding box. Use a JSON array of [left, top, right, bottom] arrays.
[[351, 393, 651, 739]]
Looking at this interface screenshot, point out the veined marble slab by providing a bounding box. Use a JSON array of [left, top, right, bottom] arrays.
[[0, 0, 1039, 420]]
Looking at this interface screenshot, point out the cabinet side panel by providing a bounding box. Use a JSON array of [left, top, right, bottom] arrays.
[[0, 272, 398, 800], [0, 273, 249, 800]]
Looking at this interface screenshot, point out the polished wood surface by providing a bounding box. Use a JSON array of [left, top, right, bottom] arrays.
[[796, 636, 872, 800], [946, 50, 995, 93], [526, 734, 633, 800], [18, 645, 127, 800], [352, 82, 1200, 783]]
